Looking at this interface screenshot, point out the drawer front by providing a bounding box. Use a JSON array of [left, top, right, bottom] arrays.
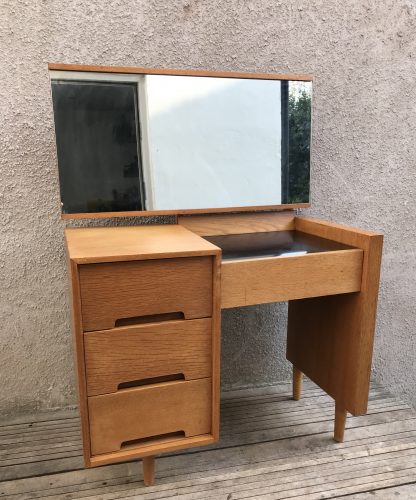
[[79, 256, 213, 331], [88, 379, 212, 456], [221, 249, 363, 309], [84, 318, 212, 396]]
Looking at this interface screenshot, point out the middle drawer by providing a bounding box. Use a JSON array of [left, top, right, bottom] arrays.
[[84, 318, 212, 396]]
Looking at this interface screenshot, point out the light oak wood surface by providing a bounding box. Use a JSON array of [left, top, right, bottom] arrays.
[[287, 217, 383, 416], [49, 62, 313, 81], [293, 367, 303, 401], [89, 435, 216, 467], [221, 249, 363, 309], [334, 403, 347, 443], [295, 216, 381, 246], [142, 456, 155, 486], [79, 256, 213, 331], [88, 378, 212, 455], [211, 253, 222, 441], [61, 204, 310, 220], [65, 225, 219, 264], [178, 211, 295, 236], [67, 259, 92, 466], [65, 223, 221, 472], [84, 318, 212, 396], [63, 215, 382, 475]]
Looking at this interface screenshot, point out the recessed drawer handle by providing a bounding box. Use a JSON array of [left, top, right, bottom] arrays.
[[117, 373, 185, 390], [115, 312, 185, 327], [121, 431, 186, 449]]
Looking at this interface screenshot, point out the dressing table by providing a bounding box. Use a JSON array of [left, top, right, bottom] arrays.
[[49, 64, 383, 486]]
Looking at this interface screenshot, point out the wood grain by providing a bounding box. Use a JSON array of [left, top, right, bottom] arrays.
[[293, 366, 303, 401], [65, 224, 221, 470], [63, 216, 382, 469], [48, 62, 313, 81], [287, 216, 383, 416], [211, 253, 222, 441], [142, 456, 155, 486], [64, 225, 219, 264], [295, 216, 382, 246], [88, 378, 212, 455], [221, 249, 363, 309], [66, 259, 92, 467], [89, 435, 216, 466], [178, 211, 295, 236], [79, 256, 213, 331], [84, 319, 212, 396], [334, 403, 347, 443]]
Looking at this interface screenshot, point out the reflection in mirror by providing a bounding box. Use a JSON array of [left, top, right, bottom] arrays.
[[204, 231, 353, 261], [50, 72, 312, 214], [51, 80, 144, 213]]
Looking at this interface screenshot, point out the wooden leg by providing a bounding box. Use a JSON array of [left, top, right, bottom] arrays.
[[334, 403, 347, 442], [293, 366, 303, 401], [143, 456, 155, 486]]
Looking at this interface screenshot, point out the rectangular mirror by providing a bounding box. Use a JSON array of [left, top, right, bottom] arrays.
[[49, 66, 312, 217]]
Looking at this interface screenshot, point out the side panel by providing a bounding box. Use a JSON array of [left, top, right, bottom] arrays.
[[287, 217, 383, 415], [67, 259, 92, 466]]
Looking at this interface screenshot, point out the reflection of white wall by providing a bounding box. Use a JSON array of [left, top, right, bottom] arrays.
[[142, 75, 281, 210]]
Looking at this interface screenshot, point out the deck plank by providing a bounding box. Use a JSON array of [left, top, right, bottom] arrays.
[[0, 381, 415, 499], [344, 482, 416, 498]]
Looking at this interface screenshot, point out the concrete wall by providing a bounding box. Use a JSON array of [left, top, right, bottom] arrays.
[[1, 0, 415, 417]]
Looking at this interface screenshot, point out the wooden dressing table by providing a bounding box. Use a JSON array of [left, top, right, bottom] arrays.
[[49, 63, 383, 486], [65, 211, 382, 486]]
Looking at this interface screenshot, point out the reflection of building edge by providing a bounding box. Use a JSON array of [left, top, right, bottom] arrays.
[[281, 81, 289, 204], [133, 82, 147, 211]]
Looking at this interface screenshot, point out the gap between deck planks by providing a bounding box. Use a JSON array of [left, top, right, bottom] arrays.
[[0, 380, 416, 499]]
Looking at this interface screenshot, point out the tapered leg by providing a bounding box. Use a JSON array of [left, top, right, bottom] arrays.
[[293, 366, 303, 401], [143, 456, 155, 486], [334, 402, 347, 442]]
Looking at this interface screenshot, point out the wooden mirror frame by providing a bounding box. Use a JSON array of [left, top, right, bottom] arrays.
[[48, 63, 313, 220]]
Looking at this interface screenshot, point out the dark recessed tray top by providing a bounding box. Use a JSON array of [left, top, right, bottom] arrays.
[[203, 231, 355, 261]]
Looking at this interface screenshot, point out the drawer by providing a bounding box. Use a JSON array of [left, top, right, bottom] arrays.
[[88, 378, 212, 456], [79, 256, 213, 331], [84, 318, 212, 396], [221, 249, 363, 308]]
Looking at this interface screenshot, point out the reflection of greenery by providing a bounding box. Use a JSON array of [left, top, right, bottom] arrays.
[[288, 90, 311, 203]]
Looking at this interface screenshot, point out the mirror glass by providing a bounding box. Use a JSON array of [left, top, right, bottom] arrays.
[[50, 72, 312, 214]]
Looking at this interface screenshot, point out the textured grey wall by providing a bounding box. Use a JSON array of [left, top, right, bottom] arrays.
[[1, 0, 415, 417]]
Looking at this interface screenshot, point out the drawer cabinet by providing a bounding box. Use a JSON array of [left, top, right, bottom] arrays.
[[65, 225, 221, 473]]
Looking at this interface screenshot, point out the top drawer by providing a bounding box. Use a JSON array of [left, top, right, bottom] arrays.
[[79, 256, 213, 331]]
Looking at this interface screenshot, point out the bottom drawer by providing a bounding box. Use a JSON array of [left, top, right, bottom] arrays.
[[88, 378, 212, 456]]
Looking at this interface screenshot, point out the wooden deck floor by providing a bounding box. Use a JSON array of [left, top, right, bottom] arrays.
[[1, 380, 416, 499]]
